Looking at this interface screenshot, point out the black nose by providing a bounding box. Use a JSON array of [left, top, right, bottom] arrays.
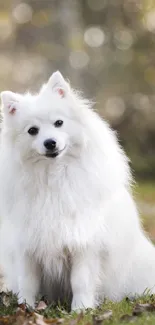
[[44, 139, 56, 151]]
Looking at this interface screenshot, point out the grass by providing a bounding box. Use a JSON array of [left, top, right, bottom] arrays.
[[134, 181, 155, 240], [134, 182, 155, 204], [1, 293, 155, 325], [0, 182, 155, 324]]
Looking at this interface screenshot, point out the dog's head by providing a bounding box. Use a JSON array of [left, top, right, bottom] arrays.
[[1, 72, 88, 162]]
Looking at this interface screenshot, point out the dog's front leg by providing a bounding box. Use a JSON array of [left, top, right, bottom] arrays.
[[71, 250, 99, 312], [18, 254, 41, 307]]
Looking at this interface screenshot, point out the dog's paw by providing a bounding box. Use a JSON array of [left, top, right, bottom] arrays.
[[71, 295, 95, 313], [18, 295, 35, 308]]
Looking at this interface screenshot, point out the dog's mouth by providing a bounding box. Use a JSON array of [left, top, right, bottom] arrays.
[[45, 151, 59, 158], [45, 147, 66, 158]]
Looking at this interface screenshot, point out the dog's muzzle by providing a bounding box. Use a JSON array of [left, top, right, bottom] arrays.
[[45, 150, 59, 158], [44, 138, 59, 158]]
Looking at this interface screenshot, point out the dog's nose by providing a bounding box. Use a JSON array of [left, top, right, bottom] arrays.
[[44, 139, 56, 151]]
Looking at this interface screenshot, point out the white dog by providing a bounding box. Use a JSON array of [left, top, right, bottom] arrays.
[[0, 71, 155, 311]]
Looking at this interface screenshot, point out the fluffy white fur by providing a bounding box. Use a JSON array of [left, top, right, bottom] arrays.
[[0, 71, 155, 311]]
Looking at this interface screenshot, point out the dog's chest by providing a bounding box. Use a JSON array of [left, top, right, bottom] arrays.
[[25, 179, 100, 266], [6, 165, 102, 262], [24, 181, 86, 259]]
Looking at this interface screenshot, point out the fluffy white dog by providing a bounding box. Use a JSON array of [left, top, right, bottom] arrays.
[[0, 71, 155, 311]]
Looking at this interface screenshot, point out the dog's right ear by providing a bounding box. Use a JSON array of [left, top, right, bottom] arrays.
[[1, 91, 19, 115], [47, 71, 70, 98]]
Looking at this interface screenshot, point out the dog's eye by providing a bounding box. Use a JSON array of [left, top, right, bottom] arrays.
[[54, 120, 63, 127], [28, 126, 39, 136]]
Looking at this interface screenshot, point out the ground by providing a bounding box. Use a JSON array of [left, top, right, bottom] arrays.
[[1, 293, 155, 325], [0, 182, 155, 325]]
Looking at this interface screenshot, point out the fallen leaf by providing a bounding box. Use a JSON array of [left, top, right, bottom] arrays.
[[16, 315, 26, 325], [69, 320, 78, 325], [36, 301, 48, 311], [16, 306, 26, 316], [133, 303, 155, 316], [44, 319, 59, 324], [93, 310, 112, 324], [18, 303, 27, 311], [57, 319, 65, 324], [120, 314, 137, 322], [0, 315, 16, 325], [35, 313, 46, 325], [2, 293, 11, 307]]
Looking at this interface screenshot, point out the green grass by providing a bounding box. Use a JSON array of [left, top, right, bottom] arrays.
[[1, 293, 155, 324], [134, 182, 155, 204], [134, 181, 155, 240], [1, 182, 155, 324]]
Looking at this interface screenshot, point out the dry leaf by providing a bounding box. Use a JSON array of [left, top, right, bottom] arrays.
[[133, 303, 155, 316], [69, 320, 78, 325], [36, 301, 48, 311], [16, 315, 26, 325], [16, 306, 26, 316], [93, 310, 112, 324], [18, 303, 27, 311], [57, 319, 65, 324], [44, 319, 58, 324], [120, 314, 137, 322], [35, 313, 46, 325], [2, 293, 11, 307]]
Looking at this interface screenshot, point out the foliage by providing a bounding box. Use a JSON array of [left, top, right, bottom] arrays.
[[1, 292, 155, 325]]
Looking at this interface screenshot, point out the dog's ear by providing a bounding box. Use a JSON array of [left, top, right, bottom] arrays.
[[1, 91, 20, 115], [47, 71, 70, 98]]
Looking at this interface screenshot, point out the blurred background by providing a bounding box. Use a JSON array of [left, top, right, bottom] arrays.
[[0, 0, 155, 238]]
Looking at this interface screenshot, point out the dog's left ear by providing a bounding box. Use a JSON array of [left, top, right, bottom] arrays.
[[47, 71, 70, 98]]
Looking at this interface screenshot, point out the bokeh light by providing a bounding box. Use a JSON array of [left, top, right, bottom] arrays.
[[114, 29, 134, 50], [12, 3, 33, 24], [69, 50, 89, 69], [84, 27, 105, 48], [105, 97, 126, 122], [144, 9, 155, 32]]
